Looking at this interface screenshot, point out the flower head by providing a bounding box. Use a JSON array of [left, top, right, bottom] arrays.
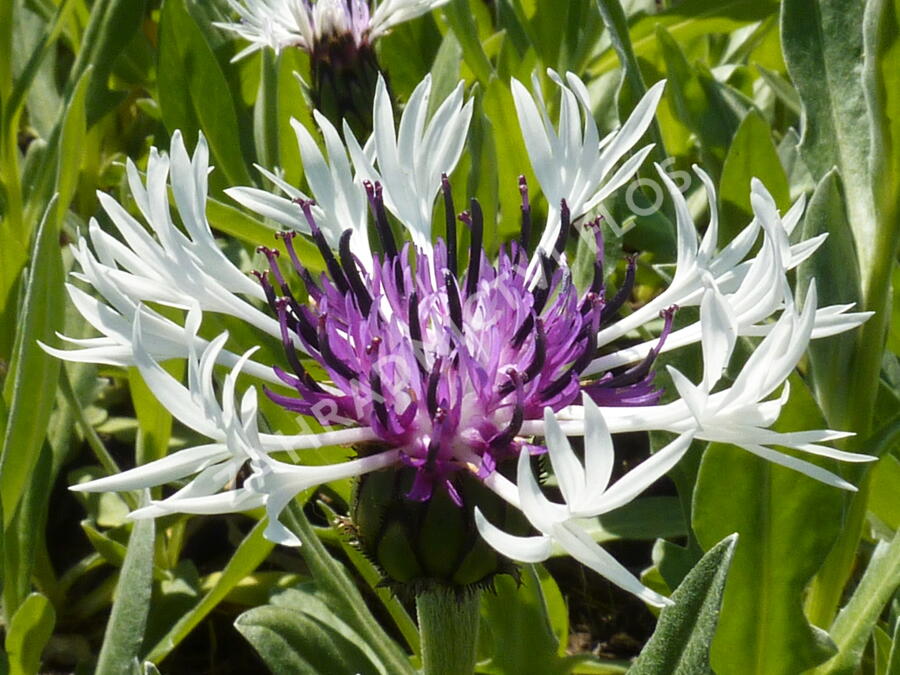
[[53, 71, 873, 604]]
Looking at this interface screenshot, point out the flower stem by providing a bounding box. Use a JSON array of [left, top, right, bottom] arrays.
[[416, 587, 481, 675]]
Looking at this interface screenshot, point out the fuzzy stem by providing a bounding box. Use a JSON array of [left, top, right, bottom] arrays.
[[417, 588, 481, 675]]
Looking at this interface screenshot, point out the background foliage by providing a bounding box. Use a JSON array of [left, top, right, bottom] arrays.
[[0, 0, 898, 673]]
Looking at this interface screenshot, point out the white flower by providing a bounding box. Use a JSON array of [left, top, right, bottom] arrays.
[[584, 169, 872, 374], [512, 70, 665, 260], [216, 0, 449, 61], [343, 74, 473, 251], [475, 395, 693, 607], [532, 282, 875, 490]]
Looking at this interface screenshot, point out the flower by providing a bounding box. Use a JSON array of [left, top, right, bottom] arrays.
[[53, 71, 873, 604], [475, 394, 693, 606], [216, 0, 451, 135], [216, 0, 449, 61]]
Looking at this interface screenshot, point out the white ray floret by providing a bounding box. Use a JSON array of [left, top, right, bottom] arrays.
[[585, 170, 872, 373], [227, 110, 373, 265], [529, 283, 876, 490], [476, 395, 692, 607], [512, 70, 665, 260], [344, 74, 473, 252]]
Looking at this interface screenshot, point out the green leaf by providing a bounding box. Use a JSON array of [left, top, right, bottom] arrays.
[[796, 170, 863, 425], [157, 0, 252, 188], [479, 565, 592, 674], [718, 109, 790, 242], [590, 0, 780, 77], [572, 496, 686, 546], [691, 376, 842, 674], [754, 64, 801, 116], [145, 518, 274, 663], [3, 593, 55, 675], [630, 534, 738, 674], [95, 510, 156, 675], [442, 0, 494, 84], [814, 530, 900, 675], [595, 0, 668, 162], [656, 26, 740, 172], [0, 197, 64, 529], [235, 604, 386, 675], [66, 0, 148, 124], [782, 0, 877, 284]]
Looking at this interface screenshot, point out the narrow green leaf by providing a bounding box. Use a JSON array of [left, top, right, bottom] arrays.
[[0, 197, 64, 528], [442, 0, 494, 83], [95, 511, 156, 675], [754, 64, 801, 116], [631, 534, 738, 674], [66, 0, 148, 124], [595, 0, 668, 162], [815, 530, 900, 675], [3, 593, 55, 675], [145, 518, 273, 663], [53, 65, 90, 227], [796, 170, 863, 425], [157, 0, 252, 187], [887, 620, 900, 675], [692, 376, 842, 675], [235, 605, 385, 675], [718, 110, 791, 242]]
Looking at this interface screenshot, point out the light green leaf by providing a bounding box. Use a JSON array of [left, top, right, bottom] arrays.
[[157, 0, 252, 188], [0, 197, 64, 529], [718, 109, 791, 242], [479, 565, 596, 674], [630, 534, 738, 674], [3, 593, 55, 675], [782, 0, 877, 286], [145, 518, 273, 663], [692, 376, 842, 674], [95, 511, 155, 675], [815, 530, 900, 675], [442, 0, 494, 83]]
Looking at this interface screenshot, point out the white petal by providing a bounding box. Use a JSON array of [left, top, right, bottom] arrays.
[[474, 508, 553, 563]]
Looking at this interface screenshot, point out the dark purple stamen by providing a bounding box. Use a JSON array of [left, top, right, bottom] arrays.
[[339, 229, 373, 315], [444, 272, 463, 333], [553, 199, 572, 257], [522, 319, 546, 383], [511, 313, 535, 349], [317, 314, 357, 381], [364, 180, 398, 259], [277, 231, 322, 298], [519, 176, 531, 252], [274, 298, 325, 392], [252, 270, 277, 309], [602, 254, 637, 324], [490, 370, 524, 448], [296, 198, 351, 295], [464, 198, 483, 297], [408, 291, 427, 375], [441, 174, 457, 277], [370, 373, 390, 428], [426, 358, 442, 416]]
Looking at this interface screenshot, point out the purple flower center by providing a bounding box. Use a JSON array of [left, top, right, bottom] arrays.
[[255, 178, 674, 505]]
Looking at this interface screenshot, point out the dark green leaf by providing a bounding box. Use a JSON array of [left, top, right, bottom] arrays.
[[95, 511, 156, 675], [630, 534, 738, 674], [718, 110, 790, 242], [235, 604, 385, 675]]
